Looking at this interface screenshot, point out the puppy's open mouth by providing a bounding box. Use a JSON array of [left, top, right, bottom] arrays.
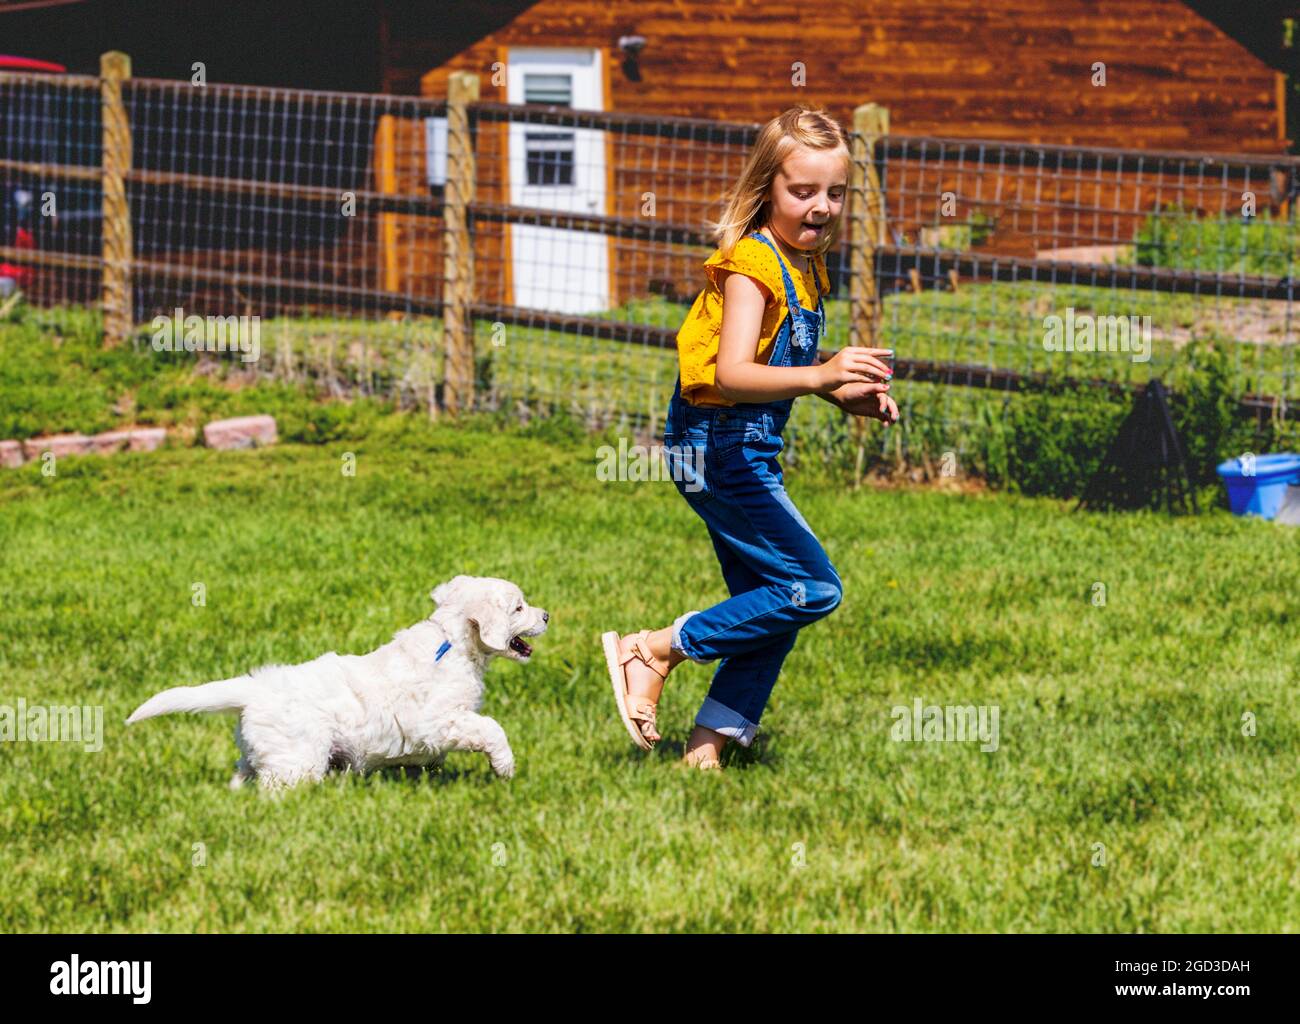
[[508, 636, 533, 657]]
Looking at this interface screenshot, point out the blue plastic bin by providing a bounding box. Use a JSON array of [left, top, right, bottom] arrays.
[[1215, 453, 1300, 519]]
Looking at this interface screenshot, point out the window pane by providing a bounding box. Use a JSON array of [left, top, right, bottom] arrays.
[[525, 131, 574, 186], [523, 73, 573, 106]]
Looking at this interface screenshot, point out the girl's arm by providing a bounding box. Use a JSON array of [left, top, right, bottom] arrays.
[[714, 272, 820, 402], [815, 383, 847, 409], [714, 271, 891, 403]]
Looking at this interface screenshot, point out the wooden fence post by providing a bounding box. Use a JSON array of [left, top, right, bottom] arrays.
[[443, 71, 480, 415], [101, 50, 133, 348], [847, 103, 890, 485], [849, 102, 889, 349]]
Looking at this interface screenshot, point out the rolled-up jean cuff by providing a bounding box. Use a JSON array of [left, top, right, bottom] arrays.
[[670, 610, 709, 664], [695, 696, 759, 747]]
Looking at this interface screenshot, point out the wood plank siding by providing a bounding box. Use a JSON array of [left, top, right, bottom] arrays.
[[372, 0, 1295, 306], [398, 0, 1287, 151]]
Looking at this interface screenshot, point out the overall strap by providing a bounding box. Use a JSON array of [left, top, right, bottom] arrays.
[[747, 231, 818, 361], [746, 231, 803, 315], [798, 251, 827, 351]]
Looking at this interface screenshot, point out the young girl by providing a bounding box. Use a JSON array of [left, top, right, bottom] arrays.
[[601, 105, 899, 769]]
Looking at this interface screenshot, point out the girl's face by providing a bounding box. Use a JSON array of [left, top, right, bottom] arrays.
[[766, 145, 848, 252]]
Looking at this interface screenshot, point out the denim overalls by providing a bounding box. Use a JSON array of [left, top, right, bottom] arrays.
[[661, 231, 844, 747]]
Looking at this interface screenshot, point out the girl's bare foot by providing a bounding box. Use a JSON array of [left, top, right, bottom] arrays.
[[682, 724, 727, 769]]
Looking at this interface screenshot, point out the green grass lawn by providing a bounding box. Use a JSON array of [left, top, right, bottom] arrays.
[[2, 413, 1298, 932]]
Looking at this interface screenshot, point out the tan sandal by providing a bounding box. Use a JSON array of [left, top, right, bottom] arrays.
[[602, 630, 669, 750]]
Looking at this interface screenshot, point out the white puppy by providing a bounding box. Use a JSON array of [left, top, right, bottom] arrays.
[[126, 575, 547, 790]]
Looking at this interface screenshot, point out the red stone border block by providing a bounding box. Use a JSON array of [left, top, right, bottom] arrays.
[[202, 414, 278, 451], [125, 427, 167, 452], [89, 430, 134, 455], [3, 427, 172, 469], [89, 427, 168, 455], [22, 434, 95, 460], [2, 418, 281, 469]]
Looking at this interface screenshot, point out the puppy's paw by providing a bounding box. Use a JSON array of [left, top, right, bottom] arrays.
[[491, 754, 516, 780]]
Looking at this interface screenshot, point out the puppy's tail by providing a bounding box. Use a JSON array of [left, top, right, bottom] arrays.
[[126, 676, 253, 725]]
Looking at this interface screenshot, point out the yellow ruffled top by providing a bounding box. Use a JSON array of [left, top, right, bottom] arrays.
[[675, 234, 829, 407]]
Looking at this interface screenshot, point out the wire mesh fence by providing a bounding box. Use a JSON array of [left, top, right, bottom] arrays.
[[2, 56, 1297, 466], [865, 134, 1300, 462], [880, 136, 1298, 388], [0, 69, 101, 308], [1, 63, 453, 409]]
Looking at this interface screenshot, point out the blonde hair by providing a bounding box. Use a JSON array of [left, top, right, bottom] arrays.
[[709, 104, 851, 260]]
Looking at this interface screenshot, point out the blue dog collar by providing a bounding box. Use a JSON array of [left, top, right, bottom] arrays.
[[435, 640, 451, 661]]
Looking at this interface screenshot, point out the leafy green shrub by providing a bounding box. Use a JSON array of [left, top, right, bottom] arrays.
[[920, 208, 993, 251], [513, 405, 589, 446], [969, 398, 1011, 486], [1163, 338, 1280, 509], [1135, 204, 1297, 276], [799, 335, 1277, 505], [991, 373, 1131, 498]]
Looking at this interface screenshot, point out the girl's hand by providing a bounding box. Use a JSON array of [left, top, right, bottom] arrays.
[[813, 347, 893, 392], [838, 382, 900, 425]]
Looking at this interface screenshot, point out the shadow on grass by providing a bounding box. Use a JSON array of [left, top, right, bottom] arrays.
[[366, 764, 483, 786], [229, 762, 506, 792], [610, 731, 781, 771]]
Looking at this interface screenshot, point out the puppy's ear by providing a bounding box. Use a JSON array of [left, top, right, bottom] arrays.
[[466, 595, 512, 652], [431, 575, 472, 607]]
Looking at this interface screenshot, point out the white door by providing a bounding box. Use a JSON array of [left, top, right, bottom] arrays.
[[507, 48, 608, 314]]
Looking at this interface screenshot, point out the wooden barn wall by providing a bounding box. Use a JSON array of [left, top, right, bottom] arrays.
[[382, 0, 1287, 307], [403, 0, 1284, 149], [370, 115, 445, 304], [471, 121, 512, 308]]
